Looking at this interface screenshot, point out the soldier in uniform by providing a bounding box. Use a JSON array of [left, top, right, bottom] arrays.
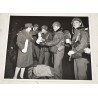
[[68, 18, 89, 80], [41, 22, 65, 79], [39, 25, 52, 65]]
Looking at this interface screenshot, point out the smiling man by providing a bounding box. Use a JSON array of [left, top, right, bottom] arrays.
[[68, 18, 89, 80]]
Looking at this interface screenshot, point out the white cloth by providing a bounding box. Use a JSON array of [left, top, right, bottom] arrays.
[[22, 39, 28, 53], [84, 48, 91, 54], [68, 50, 75, 56], [36, 32, 45, 44], [66, 39, 71, 44]]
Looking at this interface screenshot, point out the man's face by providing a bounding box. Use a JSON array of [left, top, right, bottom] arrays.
[[73, 21, 81, 29], [33, 26, 38, 31], [53, 25, 60, 31]]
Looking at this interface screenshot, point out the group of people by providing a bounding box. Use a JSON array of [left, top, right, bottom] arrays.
[[13, 17, 91, 80]]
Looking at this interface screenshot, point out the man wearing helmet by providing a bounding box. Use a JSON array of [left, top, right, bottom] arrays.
[[68, 18, 89, 80], [39, 25, 52, 65], [41, 22, 65, 79]]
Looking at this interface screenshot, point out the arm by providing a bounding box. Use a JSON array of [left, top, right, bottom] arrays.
[[45, 33, 53, 42], [16, 33, 24, 50], [46, 33, 62, 46]]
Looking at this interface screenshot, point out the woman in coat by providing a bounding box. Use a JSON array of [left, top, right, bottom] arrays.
[[13, 23, 34, 79]]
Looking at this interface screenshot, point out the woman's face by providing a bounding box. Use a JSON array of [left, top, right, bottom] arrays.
[[73, 21, 81, 29], [26, 27, 32, 32]]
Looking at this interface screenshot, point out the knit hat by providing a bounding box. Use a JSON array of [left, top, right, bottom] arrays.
[[25, 23, 33, 28]]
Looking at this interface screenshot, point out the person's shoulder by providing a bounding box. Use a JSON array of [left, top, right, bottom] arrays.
[[57, 30, 64, 36], [80, 28, 87, 32], [17, 30, 24, 36], [17, 31, 22, 35], [58, 30, 63, 34], [55, 30, 64, 39], [80, 28, 88, 35]]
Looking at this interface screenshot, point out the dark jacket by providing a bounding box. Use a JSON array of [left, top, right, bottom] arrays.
[[46, 30, 65, 52], [41, 31, 52, 52], [30, 30, 39, 43], [72, 28, 89, 58]]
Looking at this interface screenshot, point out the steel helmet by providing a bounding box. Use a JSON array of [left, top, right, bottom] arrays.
[[71, 18, 83, 24], [41, 25, 48, 30], [52, 21, 61, 27]]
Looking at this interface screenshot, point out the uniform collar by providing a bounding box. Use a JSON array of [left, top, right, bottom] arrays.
[[55, 28, 62, 32], [76, 27, 85, 30]]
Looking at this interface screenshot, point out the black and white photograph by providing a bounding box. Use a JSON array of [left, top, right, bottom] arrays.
[[0, 0, 98, 97], [4, 15, 92, 80]]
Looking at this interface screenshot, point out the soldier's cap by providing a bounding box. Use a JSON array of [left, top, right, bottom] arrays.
[[33, 24, 39, 27], [41, 25, 48, 30], [52, 21, 61, 27], [25, 23, 33, 28], [71, 18, 82, 24]]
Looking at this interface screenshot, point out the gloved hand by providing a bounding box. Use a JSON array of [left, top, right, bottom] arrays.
[[84, 48, 91, 54], [68, 50, 75, 56]]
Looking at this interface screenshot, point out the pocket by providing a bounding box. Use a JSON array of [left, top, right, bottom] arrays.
[[71, 53, 82, 59]]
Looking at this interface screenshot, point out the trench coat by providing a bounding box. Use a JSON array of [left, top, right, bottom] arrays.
[[16, 29, 34, 68]]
